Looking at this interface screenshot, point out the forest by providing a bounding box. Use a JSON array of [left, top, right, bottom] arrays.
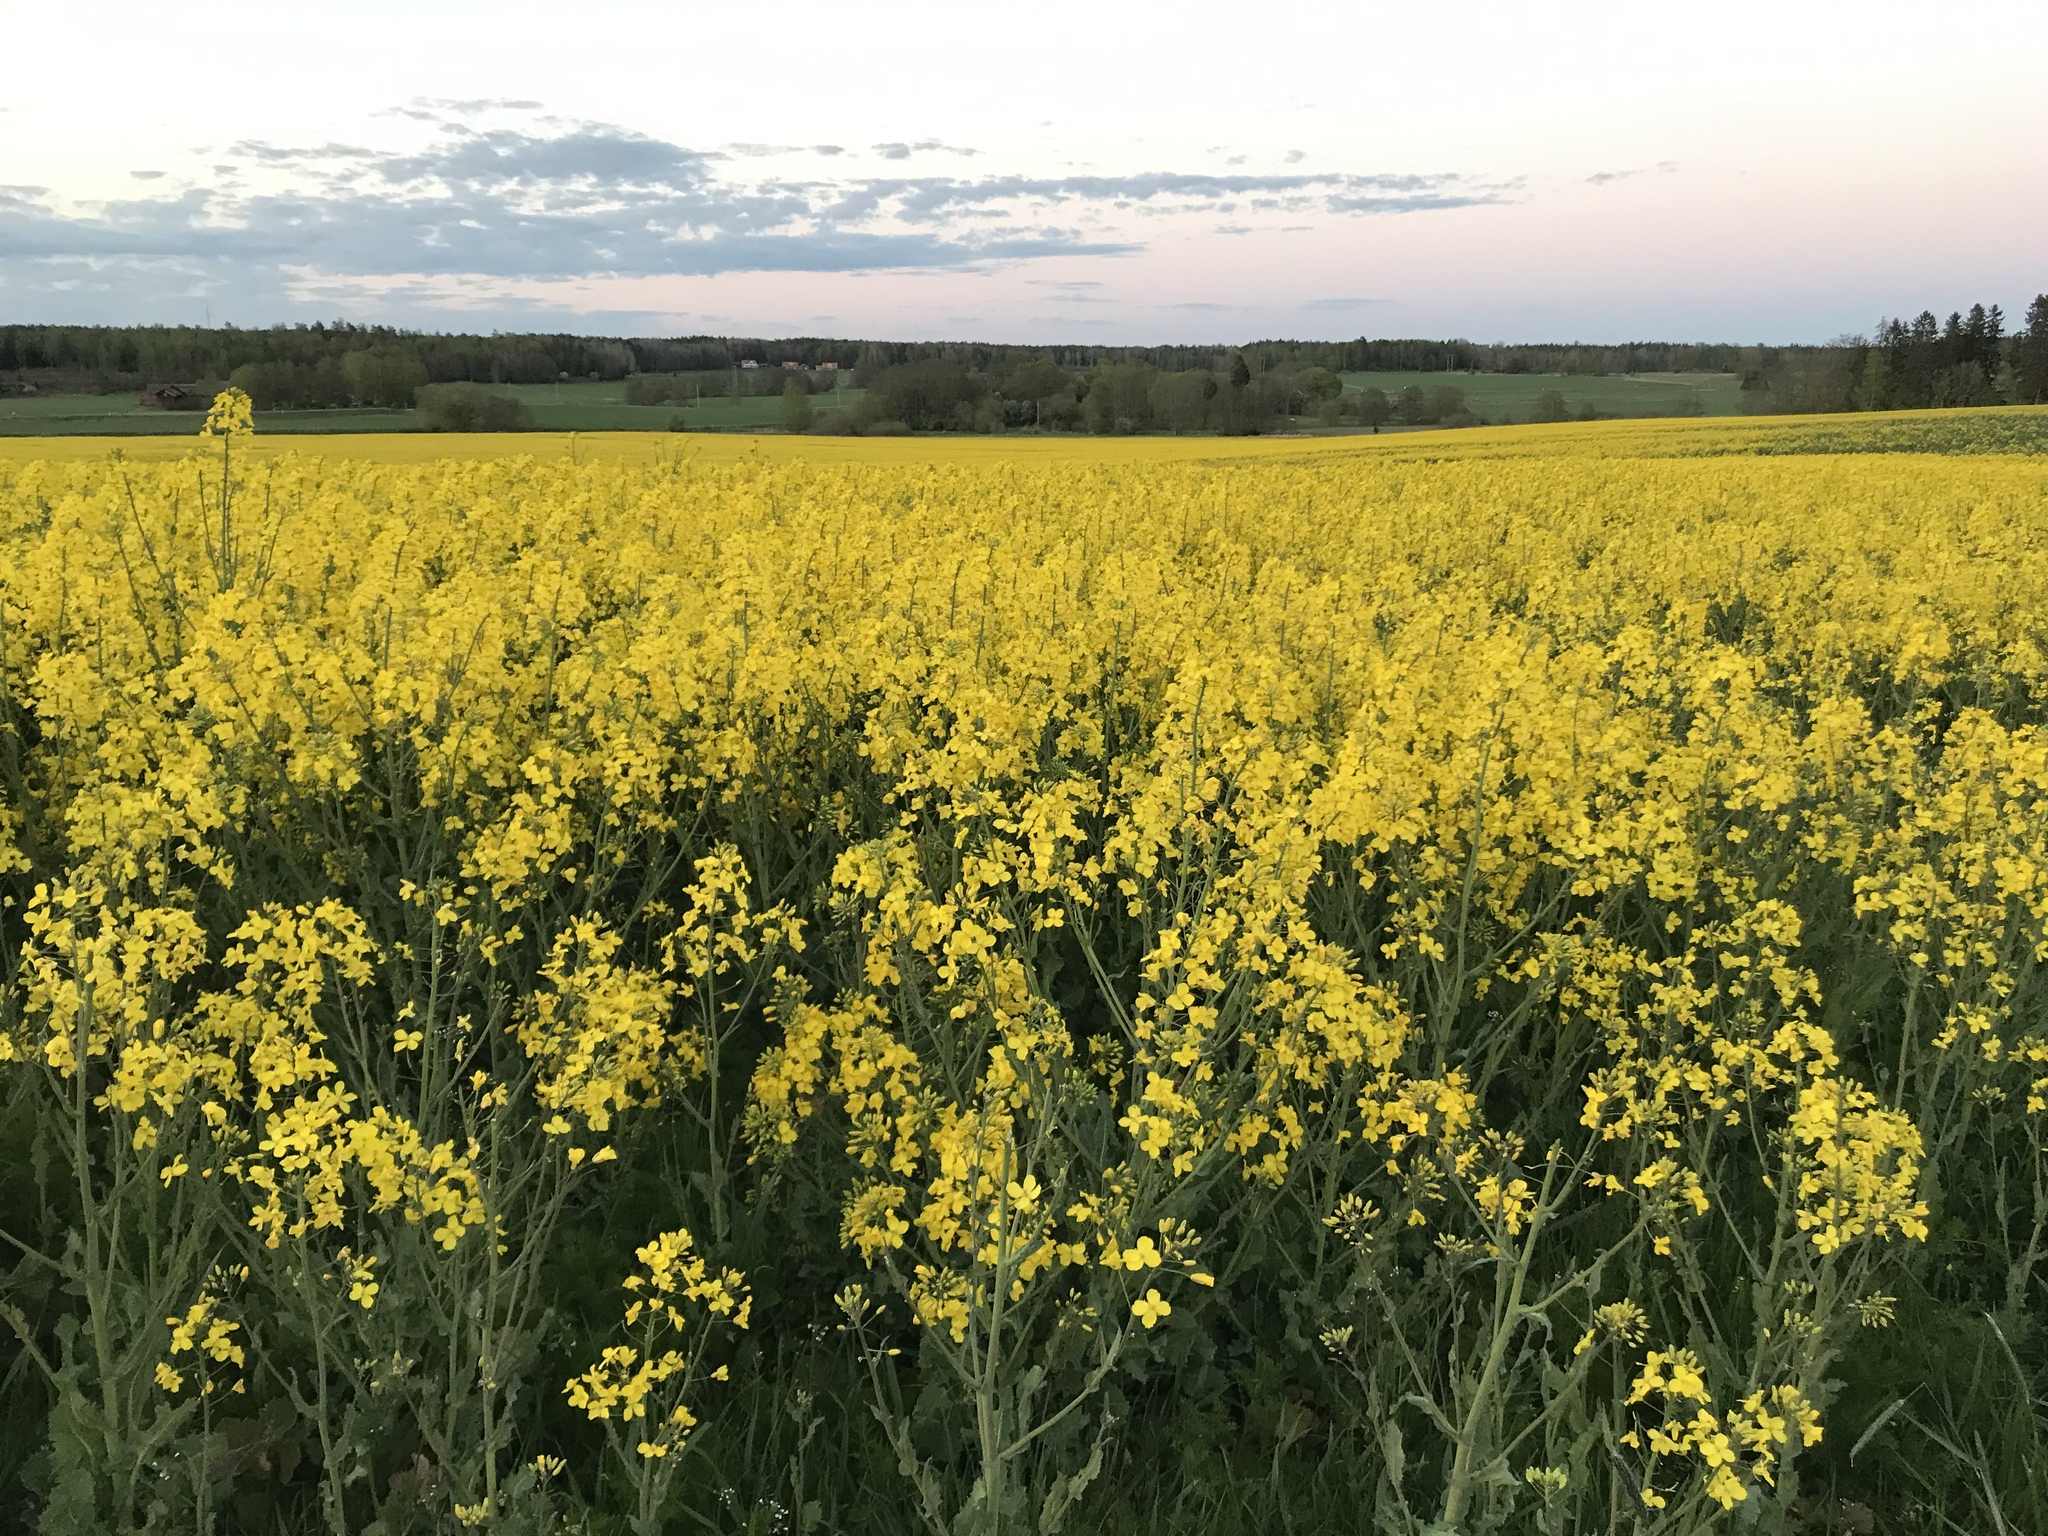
[[0, 293, 2042, 433]]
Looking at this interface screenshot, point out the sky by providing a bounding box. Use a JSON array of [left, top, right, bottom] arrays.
[[2, 1, 2044, 345]]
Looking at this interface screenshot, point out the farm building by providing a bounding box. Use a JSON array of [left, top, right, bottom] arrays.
[[137, 383, 219, 410]]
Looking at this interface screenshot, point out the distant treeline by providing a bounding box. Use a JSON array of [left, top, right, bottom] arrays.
[[777, 360, 1540, 437], [0, 324, 640, 391], [0, 324, 1750, 389], [1740, 299, 2048, 413], [1, 297, 2042, 423]]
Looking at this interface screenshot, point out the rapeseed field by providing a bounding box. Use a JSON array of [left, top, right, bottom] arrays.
[[2, 399, 2046, 1535]]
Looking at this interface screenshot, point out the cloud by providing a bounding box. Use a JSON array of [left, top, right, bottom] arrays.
[[130, 171, 167, 181], [874, 169, 1502, 223], [1586, 164, 1674, 185], [0, 119, 1504, 315], [872, 140, 981, 160], [1298, 296, 1387, 310], [413, 97, 545, 114], [1285, 150, 1305, 164]]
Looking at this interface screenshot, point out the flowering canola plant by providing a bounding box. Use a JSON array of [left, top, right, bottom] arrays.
[[0, 421, 2044, 1534]]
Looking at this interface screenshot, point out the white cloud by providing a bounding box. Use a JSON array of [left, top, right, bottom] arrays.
[[0, 120, 1508, 316]]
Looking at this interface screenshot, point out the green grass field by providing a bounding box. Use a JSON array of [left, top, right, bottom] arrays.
[[504, 379, 864, 431], [2, 373, 1724, 434], [0, 394, 410, 435], [0, 380, 866, 435], [1339, 370, 1743, 421], [0, 394, 418, 436]]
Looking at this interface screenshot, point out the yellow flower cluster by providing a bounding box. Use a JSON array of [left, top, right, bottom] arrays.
[[156, 1278, 247, 1397], [199, 386, 255, 438], [566, 1228, 748, 1461], [1789, 1077, 1929, 1252], [1622, 1349, 1821, 1511], [4, 423, 2041, 1529]]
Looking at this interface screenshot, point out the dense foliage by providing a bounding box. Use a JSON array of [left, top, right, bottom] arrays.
[[1740, 297, 2048, 414], [0, 325, 1738, 396], [5, 291, 2042, 428], [2, 407, 2047, 1536], [414, 385, 535, 434]]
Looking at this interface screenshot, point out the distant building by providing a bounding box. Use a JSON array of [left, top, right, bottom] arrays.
[[137, 383, 218, 410], [818, 362, 839, 371], [782, 360, 802, 370], [740, 360, 760, 369]]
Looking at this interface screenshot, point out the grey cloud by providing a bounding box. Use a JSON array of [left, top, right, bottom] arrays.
[[1583, 164, 1677, 184], [873, 140, 980, 160], [373, 128, 723, 191], [131, 170, 166, 181], [1285, 150, 1305, 163], [877, 169, 1500, 223], [1, 120, 1497, 304], [1299, 296, 1386, 310], [814, 144, 845, 156], [229, 140, 377, 165], [415, 97, 544, 113], [1325, 190, 1498, 213]]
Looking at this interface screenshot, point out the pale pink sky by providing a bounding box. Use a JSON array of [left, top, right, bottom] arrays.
[[2, 0, 2042, 341]]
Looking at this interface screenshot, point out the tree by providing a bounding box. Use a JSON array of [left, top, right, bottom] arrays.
[[1149, 371, 1217, 434], [1229, 353, 1252, 390], [1003, 360, 1073, 429], [1356, 387, 1391, 433], [1423, 385, 1467, 423], [1085, 364, 1157, 434], [1530, 390, 1570, 424], [1851, 350, 1892, 412], [778, 377, 814, 432], [228, 361, 301, 410], [416, 383, 531, 432], [1004, 360, 1071, 404], [342, 346, 429, 409], [2016, 294, 2048, 405], [851, 359, 983, 432], [1299, 367, 1343, 402]]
